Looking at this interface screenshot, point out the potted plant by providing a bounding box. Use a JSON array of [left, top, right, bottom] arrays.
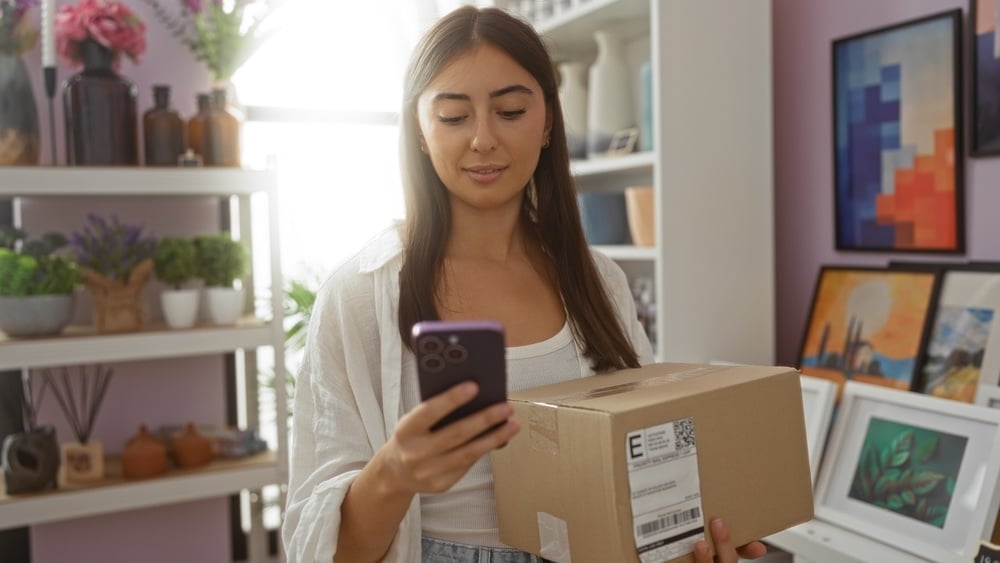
[[153, 236, 199, 329], [194, 233, 247, 324], [0, 227, 79, 337], [71, 214, 157, 333]]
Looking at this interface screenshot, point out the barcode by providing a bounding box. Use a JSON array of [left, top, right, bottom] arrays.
[[637, 507, 702, 537], [674, 418, 695, 448]]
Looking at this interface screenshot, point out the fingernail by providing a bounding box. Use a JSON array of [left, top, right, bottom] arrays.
[[460, 382, 478, 397], [695, 542, 709, 556], [495, 403, 513, 417], [711, 518, 725, 534]]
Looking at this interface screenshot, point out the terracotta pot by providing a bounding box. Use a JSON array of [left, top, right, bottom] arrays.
[[171, 423, 212, 468], [121, 425, 168, 479], [81, 258, 154, 333]]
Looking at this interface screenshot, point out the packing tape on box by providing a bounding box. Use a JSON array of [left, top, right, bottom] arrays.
[[539, 366, 724, 405], [537, 512, 572, 563], [527, 404, 560, 455]]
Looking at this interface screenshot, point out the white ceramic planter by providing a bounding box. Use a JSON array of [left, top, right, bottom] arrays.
[[0, 294, 74, 337], [204, 287, 243, 325], [587, 28, 634, 156], [160, 288, 199, 329]]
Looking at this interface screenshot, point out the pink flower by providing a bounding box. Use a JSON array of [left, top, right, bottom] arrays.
[[183, 0, 202, 14], [55, 0, 146, 69]]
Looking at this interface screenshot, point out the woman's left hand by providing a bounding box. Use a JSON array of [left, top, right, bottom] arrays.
[[693, 517, 767, 563]]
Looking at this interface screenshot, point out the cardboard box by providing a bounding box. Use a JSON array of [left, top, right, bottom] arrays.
[[491, 363, 814, 563]]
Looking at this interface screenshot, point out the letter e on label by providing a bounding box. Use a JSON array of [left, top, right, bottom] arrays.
[[628, 431, 644, 460]]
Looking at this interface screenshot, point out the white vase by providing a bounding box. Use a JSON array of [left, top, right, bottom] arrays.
[[160, 288, 199, 329], [558, 61, 588, 159], [587, 29, 635, 156], [205, 286, 244, 325]]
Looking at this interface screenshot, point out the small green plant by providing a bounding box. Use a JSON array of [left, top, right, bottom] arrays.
[[0, 227, 79, 297], [71, 214, 157, 281], [153, 237, 198, 289], [194, 234, 248, 287]]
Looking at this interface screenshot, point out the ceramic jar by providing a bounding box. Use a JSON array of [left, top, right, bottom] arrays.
[[171, 423, 212, 468], [587, 29, 634, 156], [121, 425, 168, 479]]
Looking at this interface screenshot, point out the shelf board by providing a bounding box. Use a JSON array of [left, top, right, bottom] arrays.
[[570, 151, 655, 178], [0, 451, 279, 529], [0, 167, 276, 197], [0, 318, 275, 369], [765, 520, 933, 563], [536, 0, 650, 57], [591, 245, 656, 261]]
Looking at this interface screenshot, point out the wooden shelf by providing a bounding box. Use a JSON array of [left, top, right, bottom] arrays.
[[0, 318, 276, 370], [591, 245, 656, 261], [535, 0, 649, 57], [0, 167, 276, 197], [0, 451, 279, 529]]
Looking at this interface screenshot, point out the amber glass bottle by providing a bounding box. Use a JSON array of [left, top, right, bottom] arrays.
[[202, 89, 241, 167], [187, 93, 211, 161], [143, 85, 184, 166]]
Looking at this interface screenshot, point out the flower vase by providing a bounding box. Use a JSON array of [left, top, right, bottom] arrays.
[[202, 88, 242, 167], [587, 29, 635, 156], [63, 39, 139, 166], [62, 440, 104, 483], [81, 258, 154, 333], [558, 61, 588, 159], [0, 54, 40, 165]]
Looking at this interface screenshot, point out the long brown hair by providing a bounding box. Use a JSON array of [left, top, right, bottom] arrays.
[[397, 6, 639, 372]]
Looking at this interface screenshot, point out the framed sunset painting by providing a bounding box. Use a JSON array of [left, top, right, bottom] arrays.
[[798, 266, 941, 398], [832, 10, 964, 252]]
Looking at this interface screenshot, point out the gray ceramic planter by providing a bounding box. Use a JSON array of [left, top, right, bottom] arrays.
[[0, 294, 74, 337]]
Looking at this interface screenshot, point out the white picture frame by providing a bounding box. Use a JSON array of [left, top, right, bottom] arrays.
[[814, 381, 1000, 563], [799, 374, 837, 485], [975, 384, 1000, 409]]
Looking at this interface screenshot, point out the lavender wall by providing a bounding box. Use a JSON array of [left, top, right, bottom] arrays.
[[13, 3, 239, 562], [773, 0, 1000, 366]]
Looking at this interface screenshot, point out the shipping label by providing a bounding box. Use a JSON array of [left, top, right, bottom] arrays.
[[625, 418, 705, 563]]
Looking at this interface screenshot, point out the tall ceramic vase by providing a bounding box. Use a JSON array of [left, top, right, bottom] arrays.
[[558, 61, 588, 159], [0, 54, 40, 165], [63, 39, 139, 165], [587, 29, 634, 157]]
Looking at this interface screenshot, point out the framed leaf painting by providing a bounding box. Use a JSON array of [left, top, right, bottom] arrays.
[[798, 266, 940, 398], [832, 10, 964, 252]]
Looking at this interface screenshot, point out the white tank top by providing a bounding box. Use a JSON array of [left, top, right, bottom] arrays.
[[412, 321, 581, 547]]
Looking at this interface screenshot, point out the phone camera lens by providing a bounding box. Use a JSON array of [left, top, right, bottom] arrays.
[[421, 354, 445, 373], [419, 336, 444, 354], [443, 344, 468, 364]]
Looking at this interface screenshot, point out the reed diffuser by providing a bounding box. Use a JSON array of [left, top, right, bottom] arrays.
[[42, 364, 113, 483]]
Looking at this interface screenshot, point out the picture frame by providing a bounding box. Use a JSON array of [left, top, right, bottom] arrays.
[[831, 10, 964, 252], [799, 374, 837, 484], [970, 0, 1000, 155], [798, 265, 940, 397], [916, 264, 1000, 402], [814, 381, 1000, 563], [605, 127, 638, 156], [975, 384, 1000, 409]]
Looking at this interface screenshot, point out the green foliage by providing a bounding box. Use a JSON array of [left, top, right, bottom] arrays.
[[0, 228, 79, 296], [153, 237, 198, 289], [260, 276, 319, 418], [194, 234, 248, 287], [849, 428, 954, 528]]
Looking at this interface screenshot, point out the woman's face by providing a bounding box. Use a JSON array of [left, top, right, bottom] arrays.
[[417, 43, 551, 215]]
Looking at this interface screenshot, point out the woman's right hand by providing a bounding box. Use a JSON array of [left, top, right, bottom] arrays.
[[377, 381, 520, 495]]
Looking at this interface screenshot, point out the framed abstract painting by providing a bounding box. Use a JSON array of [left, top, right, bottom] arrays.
[[832, 10, 964, 252], [814, 381, 1000, 563], [798, 266, 940, 397], [971, 0, 1000, 155]]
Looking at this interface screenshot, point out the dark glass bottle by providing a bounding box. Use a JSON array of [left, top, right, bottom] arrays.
[[62, 39, 139, 165], [187, 93, 211, 161], [202, 88, 241, 167], [143, 85, 185, 166]]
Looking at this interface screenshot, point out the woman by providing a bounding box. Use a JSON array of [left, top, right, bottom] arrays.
[[282, 6, 766, 563]]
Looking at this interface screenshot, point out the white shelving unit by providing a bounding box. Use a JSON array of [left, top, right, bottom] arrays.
[[0, 167, 286, 559], [534, 0, 775, 364], [765, 520, 932, 563]]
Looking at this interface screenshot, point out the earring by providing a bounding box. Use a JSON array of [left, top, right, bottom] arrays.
[[542, 137, 550, 149]]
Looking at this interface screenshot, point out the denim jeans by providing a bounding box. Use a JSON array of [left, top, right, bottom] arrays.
[[421, 537, 554, 563]]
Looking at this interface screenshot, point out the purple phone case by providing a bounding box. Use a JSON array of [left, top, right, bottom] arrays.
[[411, 320, 507, 431]]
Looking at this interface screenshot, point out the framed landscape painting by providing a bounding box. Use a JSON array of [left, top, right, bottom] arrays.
[[815, 382, 1000, 563], [832, 10, 964, 252], [917, 266, 1000, 402], [798, 266, 940, 397], [971, 0, 1000, 155]]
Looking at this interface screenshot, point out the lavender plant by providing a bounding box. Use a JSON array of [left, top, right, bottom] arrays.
[[0, 0, 39, 56], [71, 214, 157, 281]]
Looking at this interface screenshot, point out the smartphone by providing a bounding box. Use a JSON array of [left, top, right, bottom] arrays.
[[411, 319, 507, 432]]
